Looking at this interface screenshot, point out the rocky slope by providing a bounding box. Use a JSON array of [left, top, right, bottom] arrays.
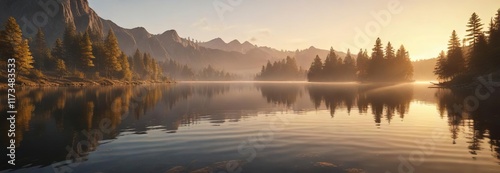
[[0, 0, 350, 74]]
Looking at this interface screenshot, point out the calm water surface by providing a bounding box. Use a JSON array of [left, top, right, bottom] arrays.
[[1, 82, 499, 173]]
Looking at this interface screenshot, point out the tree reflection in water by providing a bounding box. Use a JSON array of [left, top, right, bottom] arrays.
[[0, 83, 499, 169], [435, 88, 500, 161]]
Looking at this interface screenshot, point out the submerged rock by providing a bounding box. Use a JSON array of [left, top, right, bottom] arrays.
[[313, 162, 338, 168]]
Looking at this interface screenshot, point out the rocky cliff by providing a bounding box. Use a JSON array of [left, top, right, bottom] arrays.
[[0, 0, 349, 73]]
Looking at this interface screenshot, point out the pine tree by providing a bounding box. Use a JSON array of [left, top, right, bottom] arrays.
[[368, 38, 385, 80], [32, 28, 50, 70], [343, 49, 356, 80], [323, 48, 338, 81], [308, 55, 323, 82], [51, 39, 64, 69], [446, 30, 466, 77], [0, 17, 34, 75], [17, 39, 34, 75], [155, 61, 163, 80], [434, 51, 449, 81], [51, 39, 64, 60], [385, 42, 396, 79], [78, 31, 95, 71], [117, 52, 132, 80], [395, 45, 413, 81], [488, 9, 500, 69], [285, 56, 300, 79], [372, 38, 384, 60], [132, 49, 145, 76], [56, 59, 67, 77], [385, 42, 395, 60], [63, 23, 78, 68], [468, 33, 489, 74], [103, 29, 122, 78], [356, 49, 369, 80], [143, 52, 152, 78], [466, 12, 484, 48], [151, 59, 159, 80], [91, 41, 106, 76]]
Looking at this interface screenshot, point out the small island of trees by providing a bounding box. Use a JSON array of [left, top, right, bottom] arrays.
[[255, 39, 413, 82], [308, 39, 413, 82], [255, 56, 306, 81]]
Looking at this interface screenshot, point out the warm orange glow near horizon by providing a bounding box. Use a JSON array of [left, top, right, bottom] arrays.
[[89, 0, 500, 61]]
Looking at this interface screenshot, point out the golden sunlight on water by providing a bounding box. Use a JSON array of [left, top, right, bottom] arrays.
[[1, 83, 499, 173]]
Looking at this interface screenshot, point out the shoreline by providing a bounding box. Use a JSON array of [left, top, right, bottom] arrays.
[[0, 75, 175, 88]]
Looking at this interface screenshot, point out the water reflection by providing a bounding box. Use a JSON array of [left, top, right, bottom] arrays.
[[0, 82, 499, 171], [435, 88, 500, 160], [256, 83, 302, 106], [306, 84, 413, 124]]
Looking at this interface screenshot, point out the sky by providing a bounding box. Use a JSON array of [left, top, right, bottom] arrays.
[[88, 0, 500, 61]]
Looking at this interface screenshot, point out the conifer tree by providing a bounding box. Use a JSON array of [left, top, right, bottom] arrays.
[[468, 33, 489, 73], [434, 51, 449, 81], [78, 31, 95, 71], [385, 42, 395, 60], [17, 39, 34, 75], [103, 29, 122, 77], [132, 49, 145, 76], [446, 30, 466, 77], [395, 45, 413, 80], [466, 12, 484, 48], [489, 9, 500, 68], [0, 17, 34, 75], [372, 38, 384, 61], [63, 23, 78, 68], [32, 28, 51, 70], [51, 39, 64, 69], [308, 55, 323, 81], [356, 49, 369, 80], [56, 59, 68, 77], [151, 59, 159, 80], [385, 42, 396, 79], [368, 38, 385, 80], [143, 52, 152, 78], [323, 48, 338, 80], [343, 49, 356, 80], [117, 52, 132, 80]]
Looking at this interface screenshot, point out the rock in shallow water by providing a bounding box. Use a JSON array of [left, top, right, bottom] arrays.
[[313, 162, 338, 168]]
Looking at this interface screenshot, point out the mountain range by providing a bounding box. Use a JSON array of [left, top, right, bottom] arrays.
[[0, 0, 435, 80]]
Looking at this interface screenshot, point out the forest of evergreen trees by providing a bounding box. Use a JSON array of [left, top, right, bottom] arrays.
[[255, 56, 306, 81], [0, 17, 237, 83], [0, 17, 165, 82], [159, 59, 237, 81], [434, 10, 500, 83], [307, 40, 413, 82], [307, 48, 356, 81]]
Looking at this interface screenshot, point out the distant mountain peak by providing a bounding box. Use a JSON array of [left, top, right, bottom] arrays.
[[163, 29, 178, 36], [229, 39, 241, 45], [208, 37, 226, 44], [132, 26, 147, 31]]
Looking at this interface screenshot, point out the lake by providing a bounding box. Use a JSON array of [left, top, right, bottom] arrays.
[[1, 82, 499, 173]]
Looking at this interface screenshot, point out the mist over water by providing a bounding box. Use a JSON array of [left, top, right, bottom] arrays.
[[1, 82, 499, 173]]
